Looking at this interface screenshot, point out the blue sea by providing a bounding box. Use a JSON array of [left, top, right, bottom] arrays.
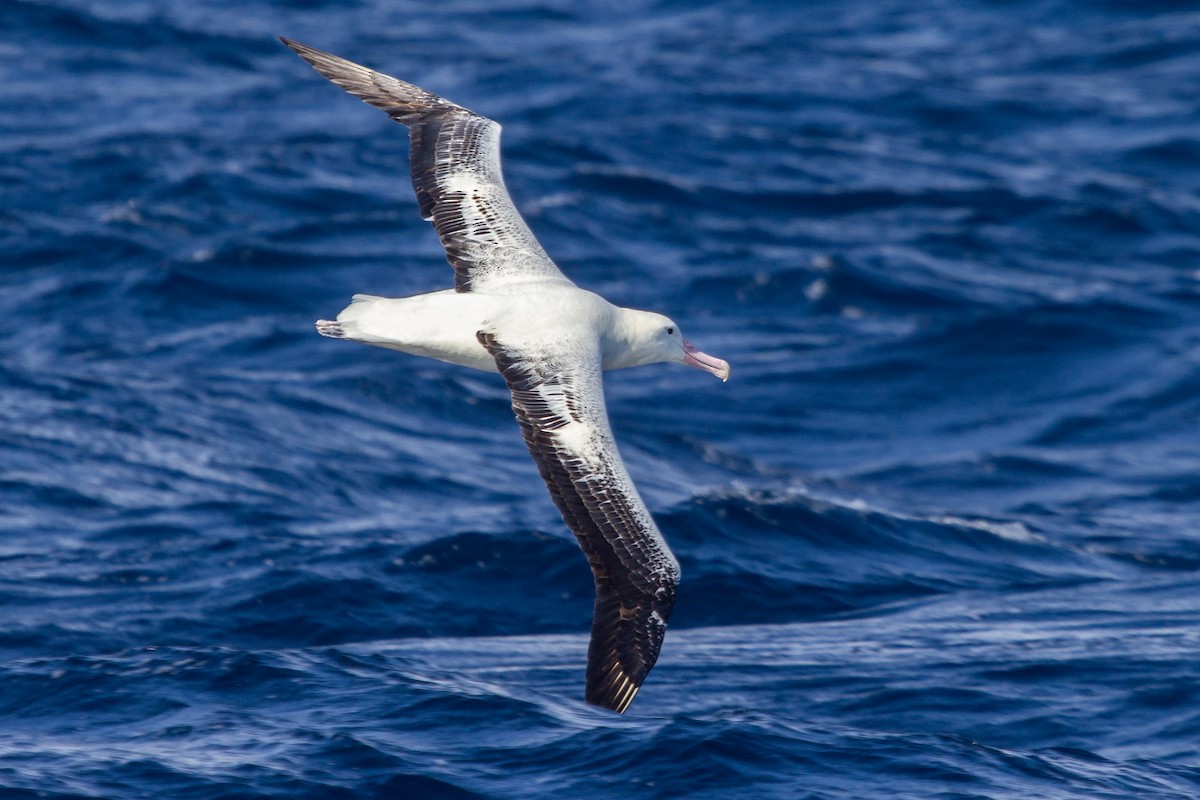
[[4, 0, 1200, 797]]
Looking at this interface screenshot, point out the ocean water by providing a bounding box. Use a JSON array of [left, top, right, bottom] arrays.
[[3, 0, 1200, 797]]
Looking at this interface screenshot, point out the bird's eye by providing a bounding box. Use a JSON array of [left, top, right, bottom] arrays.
[[666, 327, 675, 335]]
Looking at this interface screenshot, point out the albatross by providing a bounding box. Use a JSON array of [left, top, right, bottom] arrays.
[[282, 38, 730, 714]]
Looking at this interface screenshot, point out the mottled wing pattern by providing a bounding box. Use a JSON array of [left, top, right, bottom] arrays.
[[478, 332, 680, 714], [281, 38, 567, 292]]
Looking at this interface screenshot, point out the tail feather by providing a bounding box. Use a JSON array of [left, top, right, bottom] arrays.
[[315, 295, 384, 342], [315, 319, 344, 338]]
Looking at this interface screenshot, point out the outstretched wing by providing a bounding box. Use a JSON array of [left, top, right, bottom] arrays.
[[281, 38, 569, 293], [478, 332, 680, 714]]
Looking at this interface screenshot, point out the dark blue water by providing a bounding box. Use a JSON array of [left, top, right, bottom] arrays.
[[4, 0, 1200, 797]]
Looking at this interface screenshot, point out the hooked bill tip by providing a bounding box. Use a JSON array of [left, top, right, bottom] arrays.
[[682, 341, 730, 381]]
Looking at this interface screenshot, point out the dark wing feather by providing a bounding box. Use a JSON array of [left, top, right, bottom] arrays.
[[478, 332, 680, 714], [280, 38, 567, 292]]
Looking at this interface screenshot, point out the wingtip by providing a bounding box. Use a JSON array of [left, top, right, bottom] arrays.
[[278, 36, 323, 62], [586, 670, 644, 714], [615, 682, 640, 714], [585, 693, 635, 715]]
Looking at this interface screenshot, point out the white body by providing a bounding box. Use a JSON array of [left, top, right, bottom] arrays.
[[330, 287, 705, 375], [334, 290, 500, 372]]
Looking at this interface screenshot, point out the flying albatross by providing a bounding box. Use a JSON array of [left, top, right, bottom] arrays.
[[282, 38, 730, 714]]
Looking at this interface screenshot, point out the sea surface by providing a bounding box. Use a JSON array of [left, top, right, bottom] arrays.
[[3, 0, 1200, 797]]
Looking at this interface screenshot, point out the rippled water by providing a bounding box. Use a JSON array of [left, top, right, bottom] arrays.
[[4, 0, 1200, 797]]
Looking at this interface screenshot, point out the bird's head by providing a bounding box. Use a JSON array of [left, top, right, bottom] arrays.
[[610, 309, 730, 381]]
